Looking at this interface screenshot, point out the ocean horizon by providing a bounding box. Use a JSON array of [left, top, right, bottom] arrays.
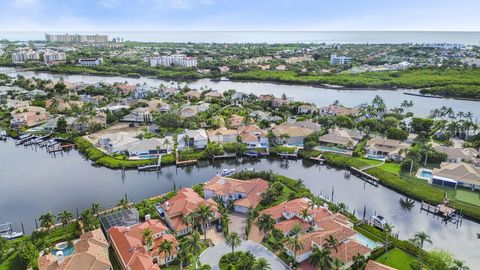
[[1, 31, 480, 44]]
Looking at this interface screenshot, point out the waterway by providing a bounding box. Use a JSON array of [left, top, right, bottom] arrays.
[[6, 70, 480, 118], [0, 139, 478, 266]]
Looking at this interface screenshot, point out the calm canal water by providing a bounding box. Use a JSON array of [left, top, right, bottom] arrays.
[[0, 139, 479, 266], [6, 70, 480, 118]]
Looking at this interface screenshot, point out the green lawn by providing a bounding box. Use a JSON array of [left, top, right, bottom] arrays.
[[0, 253, 25, 270], [376, 248, 430, 270], [455, 189, 480, 206], [379, 162, 401, 175]]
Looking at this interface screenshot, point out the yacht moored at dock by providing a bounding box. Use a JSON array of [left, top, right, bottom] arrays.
[[0, 223, 23, 240]]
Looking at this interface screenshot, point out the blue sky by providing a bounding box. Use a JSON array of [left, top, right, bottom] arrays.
[[1, 0, 479, 31]]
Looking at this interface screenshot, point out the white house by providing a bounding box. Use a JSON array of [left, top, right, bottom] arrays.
[[207, 128, 238, 144], [177, 129, 208, 150]]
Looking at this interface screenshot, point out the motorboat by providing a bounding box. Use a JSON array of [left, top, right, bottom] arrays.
[[0, 223, 23, 240], [370, 215, 389, 230], [217, 168, 236, 177]]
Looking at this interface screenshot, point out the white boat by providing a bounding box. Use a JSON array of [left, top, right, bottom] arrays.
[[0, 130, 6, 137], [0, 223, 23, 240], [217, 168, 236, 177], [370, 215, 389, 230]]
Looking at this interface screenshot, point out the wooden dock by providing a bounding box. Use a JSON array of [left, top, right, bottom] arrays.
[[213, 153, 237, 160], [348, 166, 379, 186], [176, 159, 198, 167], [309, 154, 324, 164], [420, 201, 463, 225]]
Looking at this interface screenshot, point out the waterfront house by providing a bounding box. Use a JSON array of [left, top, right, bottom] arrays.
[[207, 127, 238, 144], [158, 188, 219, 236], [159, 87, 179, 98], [185, 90, 201, 100], [10, 106, 50, 128], [237, 125, 269, 148], [271, 125, 314, 147], [365, 137, 409, 161], [272, 97, 290, 108], [127, 137, 174, 157], [133, 83, 149, 99], [97, 132, 140, 154], [203, 176, 269, 213], [39, 229, 112, 270], [318, 128, 362, 152], [297, 104, 318, 114], [204, 91, 223, 101], [319, 105, 358, 116], [431, 162, 480, 190], [109, 219, 179, 269], [177, 129, 208, 150]]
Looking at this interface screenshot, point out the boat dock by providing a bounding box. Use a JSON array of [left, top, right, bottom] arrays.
[[138, 154, 162, 171], [420, 201, 463, 225], [15, 134, 35, 145], [309, 154, 324, 164], [277, 148, 299, 159], [212, 153, 237, 161], [347, 166, 380, 186]]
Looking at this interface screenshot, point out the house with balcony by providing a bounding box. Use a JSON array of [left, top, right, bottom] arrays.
[[365, 137, 409, 161]]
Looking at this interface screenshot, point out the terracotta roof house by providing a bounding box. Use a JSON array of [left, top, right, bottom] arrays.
[[281, 120, 322, 131], [39, 229, 112, 270], [10, 106, 50, 128], [158, 188, 219, 236], [365, 137, 409, 161], [207, 127, 238, 144], [431, 162, 480, 190], [109, 219, 179, 270], [237, 125, 268, 148], [204, 176, 269, 213], [365, 260, 397, 270], [271, 125, 314, 147], [229, 114, 254, 128], [115, 84, 137, 95], [272, 98, 290, 108]]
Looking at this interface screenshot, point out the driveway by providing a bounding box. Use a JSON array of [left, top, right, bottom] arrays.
[[199, 240, 289, 270], [229, 213, 247, 239]]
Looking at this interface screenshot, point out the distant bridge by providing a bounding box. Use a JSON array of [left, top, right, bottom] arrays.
[[0, 67, 43, 75]]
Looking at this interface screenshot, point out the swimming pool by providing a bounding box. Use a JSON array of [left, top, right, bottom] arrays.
[[365, 154, 386, 161], [420, 170, 432, 178], [417, 168, 433, 180], [52, 245, 75, 257], [355, 233, 380, 249], [319, 146, 350, 154]]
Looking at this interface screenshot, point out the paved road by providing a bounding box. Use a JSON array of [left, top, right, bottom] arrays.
[[199, 240, 289, 270]]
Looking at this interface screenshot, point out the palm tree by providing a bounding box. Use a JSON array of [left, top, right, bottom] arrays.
[[182, 212, 198, 232], [39, 212, 56, 231], [57, 210, 73, 229], [323, 234, 339, 253], [80, 209, 97, 231], [351, 253, 366, 270], [91, 202, 103, 215], [308, 246, 332, 270], [158, 239, 175, 266], [184, 230, 203, 270], [299, 208, 310, 221], [330, 257, 344, 270], [413, 231, 432, 248], [384, 224, 394, 253], [225, 231, 242, 256], [195, 204, 214, 241], [451, 259, 470, 270], [142, 228, 154, 251], [286, 223, 304, 263], [253, 257, 271, 270], [256, 214, 276, 239], [117, 198, 129, 209]]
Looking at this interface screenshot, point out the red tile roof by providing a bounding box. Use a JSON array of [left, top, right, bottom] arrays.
[[108, 219, 178, 270], [260, 198, 311, 220], [274, 217, 311, 234], [161, 188, 219, 232], [204, 177, 269, 209]]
